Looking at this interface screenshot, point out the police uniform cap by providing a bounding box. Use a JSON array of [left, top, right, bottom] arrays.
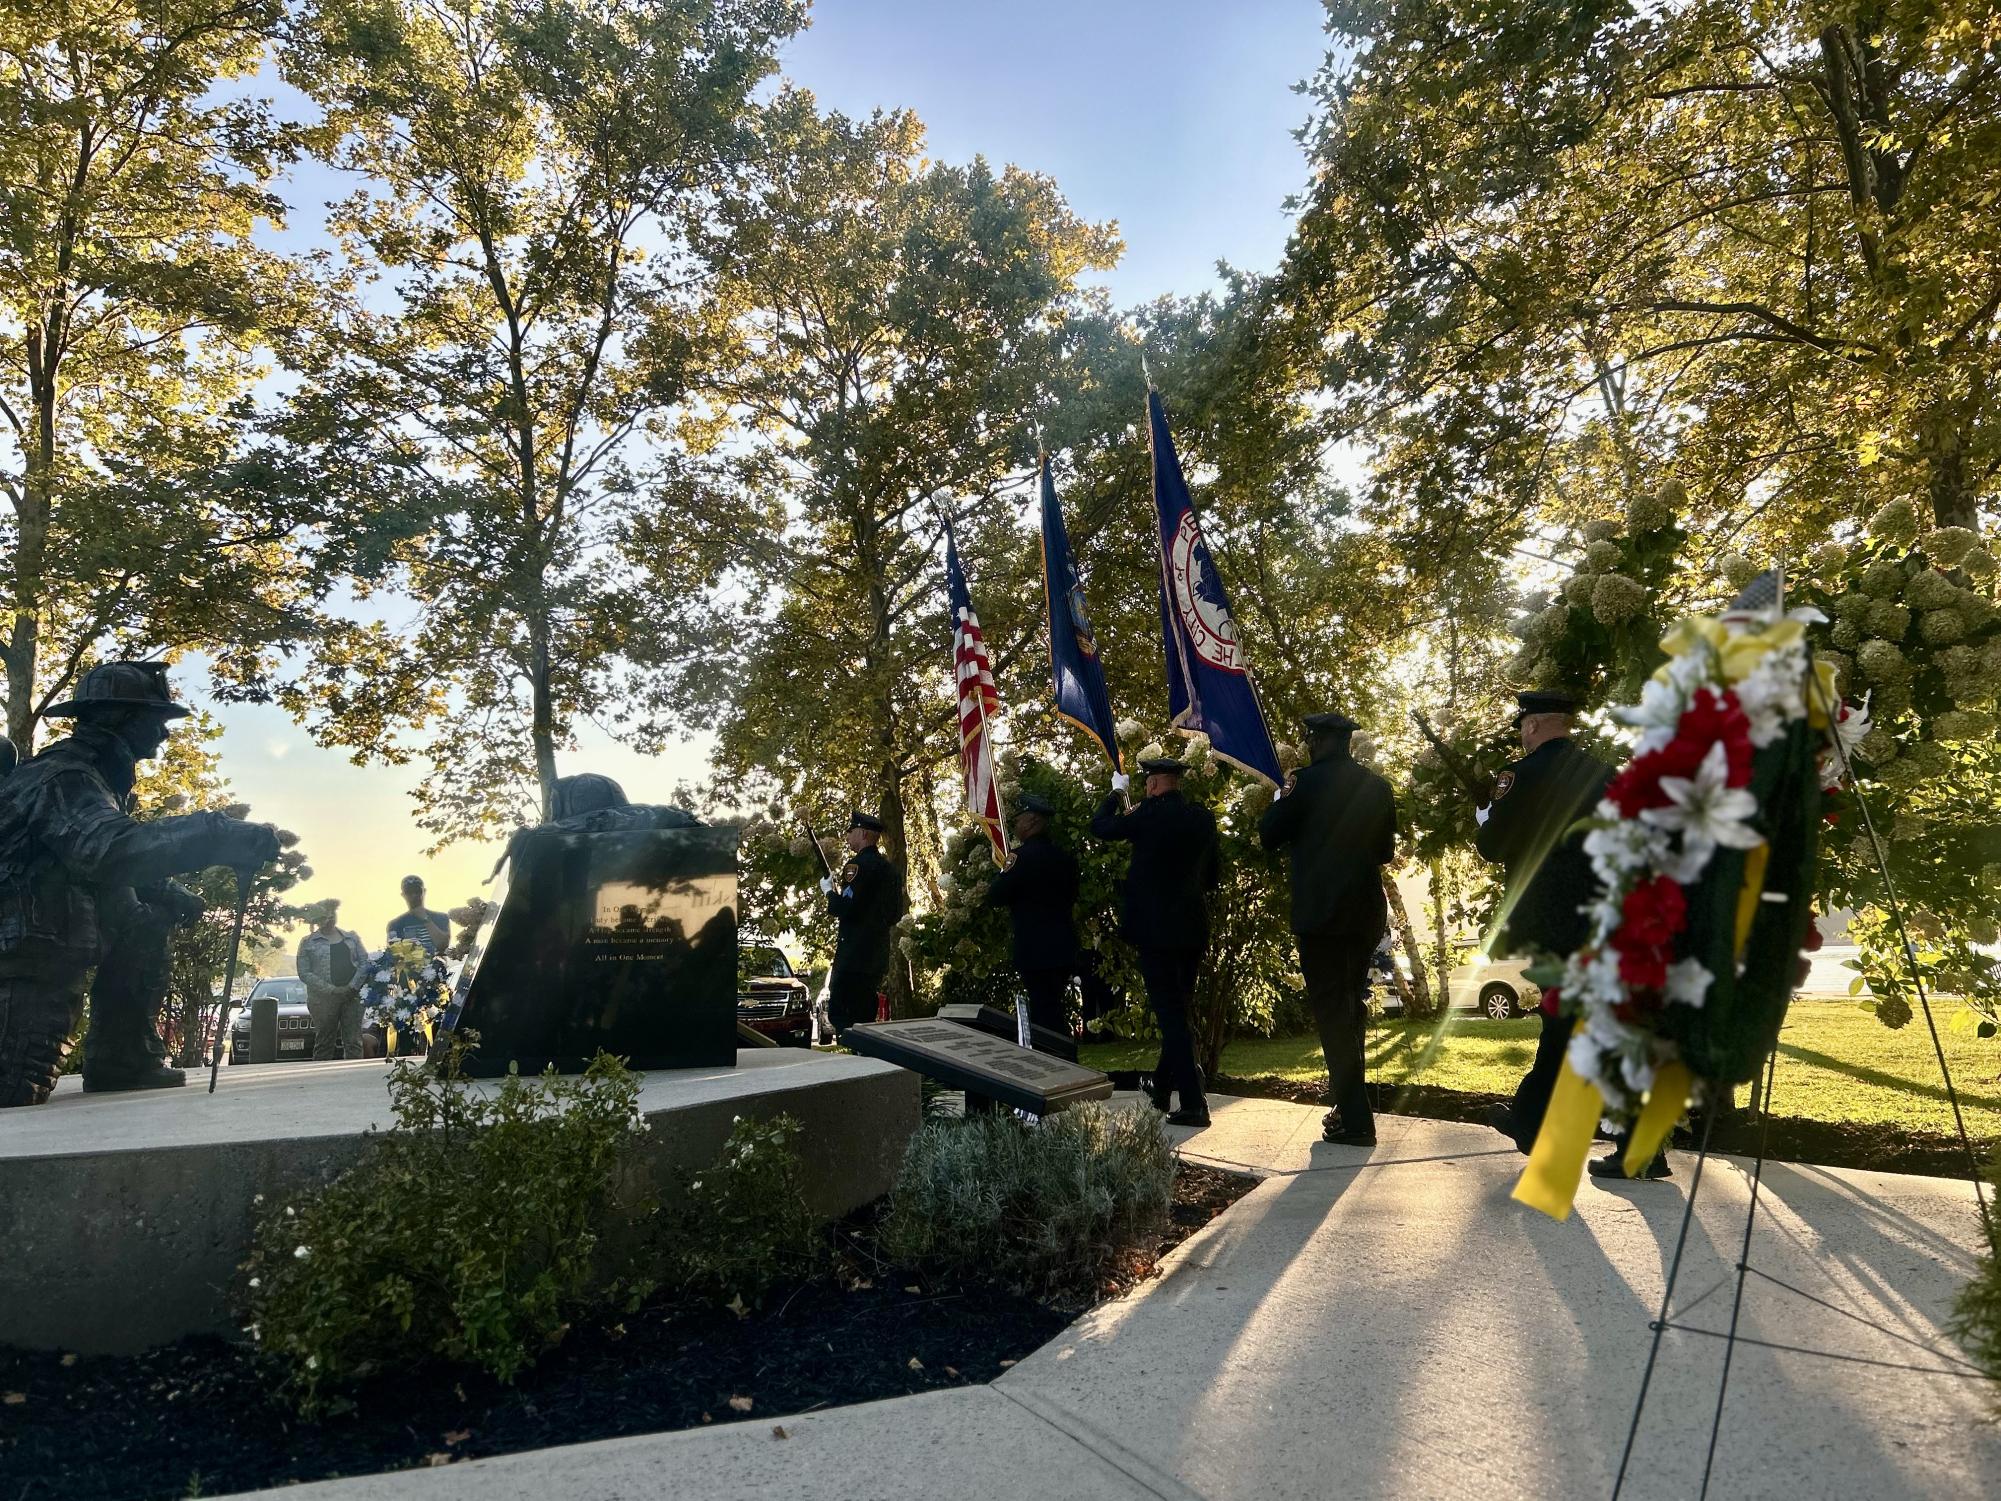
[[1015, 792, 1057, 817], [1513, 690, 1579, 726], [1303, 712, 1359, 736], [45, 661, 192, 720], [848, 810, 886, 833], [1139, 757, 1188, 776]]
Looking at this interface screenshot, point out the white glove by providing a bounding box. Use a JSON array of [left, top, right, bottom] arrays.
[[1111, 772, 1130, 793], [818, 875, 834, 894], [1475, 805, 1491, 827]]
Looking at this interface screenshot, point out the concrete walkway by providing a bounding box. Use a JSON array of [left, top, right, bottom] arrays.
[[231, 1094, 2001, 1500]]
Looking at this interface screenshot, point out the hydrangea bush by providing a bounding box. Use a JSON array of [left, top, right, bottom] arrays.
[[1513, 494, 2001, 1048]]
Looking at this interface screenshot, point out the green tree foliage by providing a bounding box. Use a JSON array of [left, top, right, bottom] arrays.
[[1281, 0, 2001, 1044], [1284, 0, 2001, 569], [680, 95, 1119, 960], [275, 0, 805, 841], [0, 0, 324, 752]]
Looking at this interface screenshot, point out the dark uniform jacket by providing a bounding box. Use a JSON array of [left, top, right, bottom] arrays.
[[983, 834, 1080, 972], [1090, 790, 1221, 952], [0, 725, 239, 978], [1257, 747, 1397, 939], [1474, 736, 1614, 959], [827, 844, 904, 982]]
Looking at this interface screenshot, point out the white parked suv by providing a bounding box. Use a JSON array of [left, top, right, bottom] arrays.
[[1447, 954, 1541, 1020]]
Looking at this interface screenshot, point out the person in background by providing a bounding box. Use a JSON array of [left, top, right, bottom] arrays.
[[1091, 757, 1221, 1128], [983, 792, 1081, 1045], [1473, 691, 1649, 1178], [1259, 712, 1397, 1146], [298, 900, 368, 1061], [387, 875, 449, 957], [821, 811, 905, 1040]]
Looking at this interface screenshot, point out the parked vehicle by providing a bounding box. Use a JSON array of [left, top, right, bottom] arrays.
[[227, 977, 316, 1062], [1446, 954, 1541, 1020], [737, 945, 812, 1046]]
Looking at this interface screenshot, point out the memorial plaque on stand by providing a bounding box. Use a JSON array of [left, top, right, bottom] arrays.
[[845, 1019, 1112, 1114], [443, 825, 739, 1077], [935, 1001, 1079, 1062]]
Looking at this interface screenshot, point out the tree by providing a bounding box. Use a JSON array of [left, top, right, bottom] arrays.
[[683, 94, 1120, 955], [275, 0, 805, 841], [0, 0, 321, 752], [1282, 0, 2001, 567]]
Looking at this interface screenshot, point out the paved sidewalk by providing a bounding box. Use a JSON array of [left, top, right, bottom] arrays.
[[230, 1095, 2000, 1501]]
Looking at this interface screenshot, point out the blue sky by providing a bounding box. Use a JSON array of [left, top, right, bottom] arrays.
[[212, 0, 1335, 947]]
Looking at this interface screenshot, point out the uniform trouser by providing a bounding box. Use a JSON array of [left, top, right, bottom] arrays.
[[85, 910, 177, 1078], [0, 974, 88, 1107], [1017, 968, 1072, 1044], [1298, 929, 1376, 1134], [1508, 1010, 1577, 1152], [827, 969, 883, 1041], [1137, 946, 1204, 1108], [308, 989, 364, 1060]]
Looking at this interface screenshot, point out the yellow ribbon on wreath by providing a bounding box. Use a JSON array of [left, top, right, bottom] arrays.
[[1514, 839, 1774, 1216]]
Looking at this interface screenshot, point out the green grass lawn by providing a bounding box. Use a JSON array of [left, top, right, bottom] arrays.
[[1080, 1000, 2001, 1141]]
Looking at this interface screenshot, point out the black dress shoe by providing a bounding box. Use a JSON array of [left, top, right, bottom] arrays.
[[82, 1062, 187, 1093], [1588, 1151, 1671, 1181], [1145, 1075, 1172, 1112], [1324, 1127, 1377, 1146], [1485, 1103, 1518, 1137], [1166, 1105, 1211, 1128]]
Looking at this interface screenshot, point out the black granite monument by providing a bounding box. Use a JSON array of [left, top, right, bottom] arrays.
[[443, 823, 739, 1076]]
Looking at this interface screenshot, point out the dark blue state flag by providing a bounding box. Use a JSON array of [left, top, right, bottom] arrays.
[[1146, 388, 1282, 786], [1038, 454, 1123, 773]]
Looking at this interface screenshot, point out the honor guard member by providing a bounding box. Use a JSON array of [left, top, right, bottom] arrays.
[[0, 662, 281, 1105], [1475, 691, 1653, 1176], [821, 811, 904, 1041], [983, 792, 1080, 1044], [1091, 757, 1221, 1127], [1259, 712, 1396, 1145]]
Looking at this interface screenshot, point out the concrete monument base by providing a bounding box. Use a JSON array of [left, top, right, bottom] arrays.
[[0, 1050, 917, 1355]]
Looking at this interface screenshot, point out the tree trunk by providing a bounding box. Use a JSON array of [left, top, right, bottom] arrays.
[[528, 594, 559, 819], [7, 327, 59, 753], [1428, 857, 1455, 1006], [1384, 870, 1433, 1017]]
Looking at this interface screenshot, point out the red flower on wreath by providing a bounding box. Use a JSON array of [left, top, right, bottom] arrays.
[[1616, 943, 1669, 994], [1620, 875, 1688, 947], [1605, 688, 1753, 817]]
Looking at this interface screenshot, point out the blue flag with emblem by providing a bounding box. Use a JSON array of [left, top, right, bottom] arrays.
[[1146, 388, 1282, 786], [1038, 453, 1123, 773]]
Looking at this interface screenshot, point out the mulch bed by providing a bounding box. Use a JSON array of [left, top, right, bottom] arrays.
[[1217, 1071, 1992, 1178], [0, 1163, 1254, 1501]]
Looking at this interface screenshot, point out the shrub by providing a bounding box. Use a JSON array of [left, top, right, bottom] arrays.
[[661, 1113, 821, 1307], [881, 1103, 1175, 1300], [240, 1044, 651, 1414]]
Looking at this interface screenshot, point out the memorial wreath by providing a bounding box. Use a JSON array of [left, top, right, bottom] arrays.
[[1516, 583, 1870, 1218], [359, 938, 453, 1049]]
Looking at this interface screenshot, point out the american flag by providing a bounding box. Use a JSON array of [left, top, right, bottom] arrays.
[[945, 523, 1009, 866]]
